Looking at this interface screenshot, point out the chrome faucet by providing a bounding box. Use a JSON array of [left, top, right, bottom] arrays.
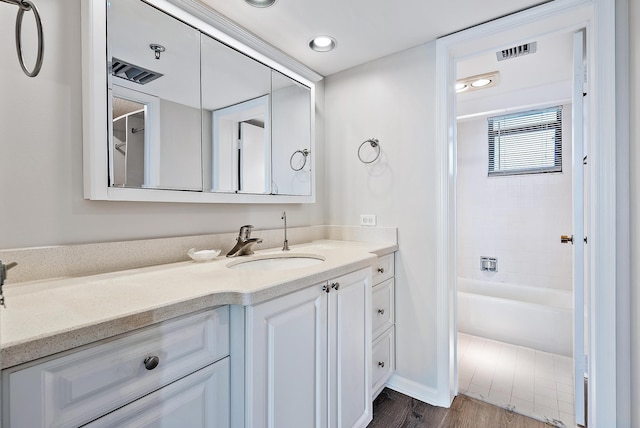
[[281, 211, 290, 251], [0, 260, 17, 308], [226, 225, 263, 257]]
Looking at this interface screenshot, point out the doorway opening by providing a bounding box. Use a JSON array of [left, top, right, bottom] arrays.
[[454, 30, 579, 426], [433, 0, 621, 426]]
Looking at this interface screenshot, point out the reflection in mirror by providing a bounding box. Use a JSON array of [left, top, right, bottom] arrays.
[[108, 0, 202, 191], [271, 70, 312, 196], [201, 34, 272, 194]]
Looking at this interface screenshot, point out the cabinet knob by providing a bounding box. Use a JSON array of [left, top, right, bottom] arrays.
[[377, 308, 385, 315], [378, 361, 385, 368], [143, 356, 160, 370], [377, 267, 385, 274], [322, 284, 330, 293], [331, 282, 340, 291]]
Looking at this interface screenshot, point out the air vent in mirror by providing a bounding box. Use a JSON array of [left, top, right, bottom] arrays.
[[496, 42, 537, 61], [111, 58, 163, 85]]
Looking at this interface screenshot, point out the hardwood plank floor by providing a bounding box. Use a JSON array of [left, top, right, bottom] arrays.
[[368, 389, 553, 428]]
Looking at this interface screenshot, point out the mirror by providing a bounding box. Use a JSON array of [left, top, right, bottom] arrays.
[[86, 0, 316, 203], [271, 70, 312, 196], [108, 0, 202, 191], [201, 34, 272, 194]]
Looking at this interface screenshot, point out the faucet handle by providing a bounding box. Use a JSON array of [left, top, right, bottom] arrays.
[[238, 225, 254, 240]]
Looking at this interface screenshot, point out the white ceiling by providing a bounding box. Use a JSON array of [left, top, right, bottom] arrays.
[[198, 0, 549, 76]]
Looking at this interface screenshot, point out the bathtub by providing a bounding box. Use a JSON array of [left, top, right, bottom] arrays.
[[457, 278, 573, 357]]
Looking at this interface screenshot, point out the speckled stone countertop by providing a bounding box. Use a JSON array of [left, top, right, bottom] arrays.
[[0, 240, 396, 369]]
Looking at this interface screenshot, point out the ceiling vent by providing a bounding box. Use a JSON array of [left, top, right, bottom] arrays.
[[496, 42, 537, 61], [111, 58, 163, 85]]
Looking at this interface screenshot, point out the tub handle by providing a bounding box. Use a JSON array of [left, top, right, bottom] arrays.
[[560, 235, 574, 244]]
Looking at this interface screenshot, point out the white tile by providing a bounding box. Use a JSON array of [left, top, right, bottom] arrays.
[[467, 382, 490, 399], [558, 400, 574, 414], [534, 403, 559, 420], [557, 390, 574, 405], [534, 393, 559, 410], [512, 386, 535, 402], [535, 376, 557, 389], [559, 411, 576, 428], [509, 397, 535, 415], [535, 385, 558, 401], [556, 382, 574, 394]]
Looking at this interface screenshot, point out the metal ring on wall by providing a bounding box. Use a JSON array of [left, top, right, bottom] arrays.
[[15, 0, 44, 77], [357, 138, 380, 164], [290, 149, 310, 171]]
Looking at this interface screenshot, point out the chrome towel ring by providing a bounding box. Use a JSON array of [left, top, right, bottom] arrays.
[[290, 149, 310, 171], [1, 0, 44, 77], [358, 138, 381, 164]]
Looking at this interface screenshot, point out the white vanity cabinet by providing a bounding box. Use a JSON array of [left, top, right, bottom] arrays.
[[371, 253, 396, 398], [2, 307, 230, 428], [244, 268, 372, 428]]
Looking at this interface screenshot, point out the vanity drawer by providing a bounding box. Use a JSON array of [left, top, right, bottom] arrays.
[[372, 253, 394, 284], [371, 327, 395, 396], [372, 278, 394, 339], [5, 306, 229, 428]]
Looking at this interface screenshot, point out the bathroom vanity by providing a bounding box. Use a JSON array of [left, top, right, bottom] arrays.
[[0, 240, 396, 427]]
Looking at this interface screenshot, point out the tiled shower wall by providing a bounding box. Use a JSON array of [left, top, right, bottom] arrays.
[[456, 105, 573, 291]]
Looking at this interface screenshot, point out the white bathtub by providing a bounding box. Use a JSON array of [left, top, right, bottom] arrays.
[[457, 278, 573, 357]]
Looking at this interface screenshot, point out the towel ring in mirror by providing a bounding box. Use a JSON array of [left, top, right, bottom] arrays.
[[290, 149, 310, 171], [358, 138, 380, 164], [2, 0, 45, 77]]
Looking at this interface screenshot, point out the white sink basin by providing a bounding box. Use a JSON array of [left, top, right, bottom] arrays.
[[226, 254, 325, 271]]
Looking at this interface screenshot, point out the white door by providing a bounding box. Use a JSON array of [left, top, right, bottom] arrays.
[[246, 283, 328, 428], [327, 268, 372, 428], [571, 28, 587, 427]]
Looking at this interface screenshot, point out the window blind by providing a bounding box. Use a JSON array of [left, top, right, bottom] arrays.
[[488, 106, 562, 177]]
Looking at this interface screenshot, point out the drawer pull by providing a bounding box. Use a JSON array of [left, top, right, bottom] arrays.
[[331, 282, 340, 291], [378, 361, 385, 368], [143, 356, 160, 370], [377, 308, 385, 315], [377, 267, 385, 274]]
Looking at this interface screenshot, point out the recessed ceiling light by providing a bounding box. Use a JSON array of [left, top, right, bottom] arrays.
[[455, 83, 468, 93], [244, 0, 276, 7], [456, 71, 499, 93], [309, 36, 336, 52], [471, 78, 492, 88]]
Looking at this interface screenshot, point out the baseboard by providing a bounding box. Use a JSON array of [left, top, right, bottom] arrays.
[[385, 374, 452, 408]]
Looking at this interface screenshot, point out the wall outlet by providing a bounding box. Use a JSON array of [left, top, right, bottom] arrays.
[[360, 214, 377, 227]]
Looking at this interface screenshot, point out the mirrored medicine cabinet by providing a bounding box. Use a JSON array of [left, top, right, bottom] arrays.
[[82, 0, 318, 203]]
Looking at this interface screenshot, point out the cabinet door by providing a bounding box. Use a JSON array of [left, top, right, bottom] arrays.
[[328, 268, 372, 428], [246, 284, 327, 428], [85, 357, 230, 427]]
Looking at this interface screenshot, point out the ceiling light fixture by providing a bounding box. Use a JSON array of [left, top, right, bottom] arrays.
[[244, 0, 276, 7], [455, 83, 468, 93], [309, 36, 336, 52], [456, 71, 499, 94]]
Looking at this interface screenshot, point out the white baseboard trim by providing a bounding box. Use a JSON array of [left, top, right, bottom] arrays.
[[384, 374, 451, 408]]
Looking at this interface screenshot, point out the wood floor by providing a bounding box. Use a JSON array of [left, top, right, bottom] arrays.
[[368, 388, 554, 428]]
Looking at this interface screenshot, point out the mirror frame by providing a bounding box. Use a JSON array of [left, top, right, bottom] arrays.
[[81, 0, 318, 203]]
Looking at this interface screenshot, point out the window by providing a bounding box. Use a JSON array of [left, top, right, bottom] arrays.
[[488, 106, 562, 176]]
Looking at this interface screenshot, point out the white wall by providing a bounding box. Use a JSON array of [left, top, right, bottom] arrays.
[[325, 43, 441, 393], [456, 107, 572, 291], [628, 0, 639, 425], [0, 0, 324, 251]]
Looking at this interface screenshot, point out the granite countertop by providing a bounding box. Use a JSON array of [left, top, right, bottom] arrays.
[[0, 240, 397, 369]]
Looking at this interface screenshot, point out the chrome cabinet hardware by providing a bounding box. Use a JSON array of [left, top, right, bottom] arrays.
[[377, 267, 384, 273], [560, 235, 574, 244], [378, 361, 385, 368], [331, 282, 340, 291], [322, 284, 330, 293], [143, 356, 159, 370], [377, 308, 385, 315]]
